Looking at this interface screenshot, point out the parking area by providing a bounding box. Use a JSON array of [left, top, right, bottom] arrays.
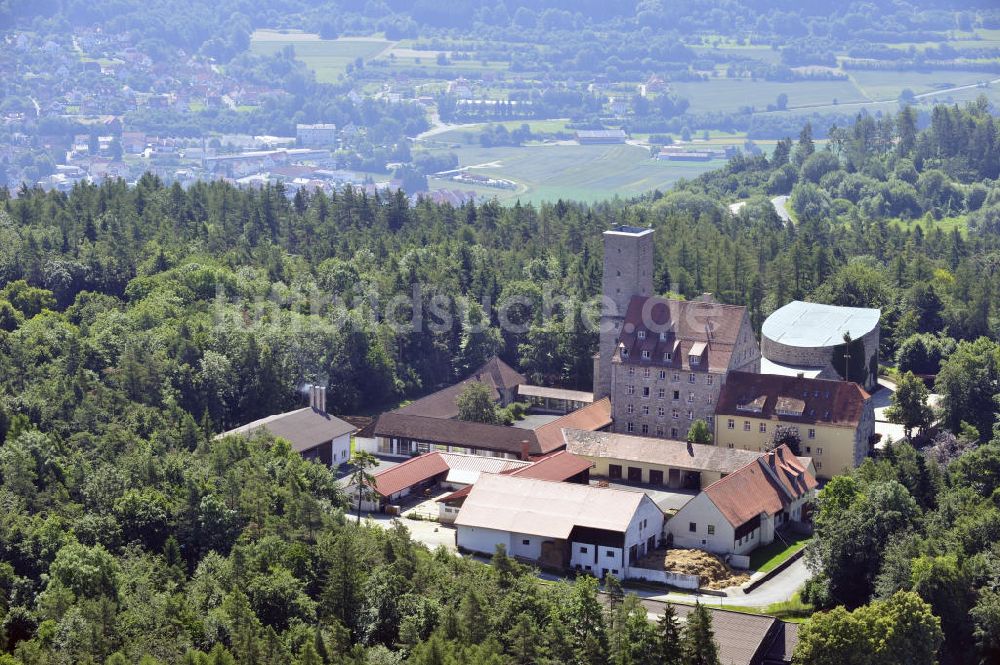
[[366, 513, 458, 551], [597, 480, 698, 512]]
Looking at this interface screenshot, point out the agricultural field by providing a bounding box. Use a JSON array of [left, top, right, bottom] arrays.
[[423, 143, 727, 204], [250, 30, 392, 82], [671, 77, 866, 113]]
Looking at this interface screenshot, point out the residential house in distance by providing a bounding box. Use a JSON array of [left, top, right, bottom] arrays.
[[296, 123, 338, 147], [714, 371, 875, 479], [761, 300, 880, 391], [593, 226, 761, 442], [215, 386, 356, 467], [454, 474, 664, 579], [666, 445, 817, 557]]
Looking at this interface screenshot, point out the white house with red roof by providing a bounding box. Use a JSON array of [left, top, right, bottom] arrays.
[[666, 445, 817, 557]]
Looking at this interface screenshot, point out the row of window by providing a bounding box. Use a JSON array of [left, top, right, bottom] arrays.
[[625, 386, 715, 404], [626, 422, 681, 438], [626, 404, 698, 421], [724, 442, 826, 467], [626, 367, 715, 385], [577, 545, 617, 558], [725, 419, 817, 439]]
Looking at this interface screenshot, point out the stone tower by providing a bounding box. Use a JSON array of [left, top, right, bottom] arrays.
[[593, 226, 654, 398]]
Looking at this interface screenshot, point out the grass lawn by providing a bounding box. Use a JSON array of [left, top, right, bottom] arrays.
[[848, 69, 994, 101], [424, 143, 726, 204], [251, 30, 392, 83], [749, 531, 812, 573], [888, 214, 969, 237], [722, 593, 815, 623]]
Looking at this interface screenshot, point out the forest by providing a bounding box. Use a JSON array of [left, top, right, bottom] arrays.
[[0, 99, 998, 663]]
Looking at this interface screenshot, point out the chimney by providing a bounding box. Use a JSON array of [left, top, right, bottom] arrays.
[[699, 292, 715, 303], [796, 372, 805, 379], [309, 385, 318, 410], [319, 386, 327, 413], [520, 440, 530, 461]]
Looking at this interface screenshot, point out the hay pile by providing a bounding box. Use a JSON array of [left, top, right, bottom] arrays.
[[662, 549, 750, 589]]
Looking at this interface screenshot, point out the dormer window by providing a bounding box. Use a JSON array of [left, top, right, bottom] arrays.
[[637, 330, 646, 340], [664, 352, 672, 362], [659, 332, 668, 342], [689, 355, 701, 366], [621, 349, 629, 359], [641, 350, 651, 360]]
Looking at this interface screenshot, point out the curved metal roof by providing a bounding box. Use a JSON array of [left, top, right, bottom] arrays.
[[762, 301, 879, 348]]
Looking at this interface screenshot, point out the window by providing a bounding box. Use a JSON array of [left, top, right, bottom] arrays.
[[727, 443, 734, 449], [706, 375, 713, 385], [644, 368, 651, 378], [671, 427, 678, 438], [626, 422, 634, 433], [637, 330, 646, 340], [659, 370, 667, 380], [657, 406, 665, 417], [727, 419, 735, 430], [707, 394, 713, 405], [605, 550, 615, 557], [658, 388, 666, 399], [744, 421, 751, 431], [656, 426, 664, 436], [609, 465, 622, 479], [672, 373, 680, 382], [687, 392, 694, 403], [522, 539, 530, 546], [808, 429, 816, 439], [672, 409, 679, 419], [579, 546, 588, 553], [642, 387, 650, 398], [641, 424, 649, 434], [659, 332, 668, 341], [642, 405, 649, 415], [805, 446, 811, 453], [759, 423, 767, 433], [688, 373, 696, 383], [816, 462, 823, 469], [626, 404, 634, 414], [688, 410, 694, 420], [707, 525, 715, 535], [816, 447, 824, 455], [621, 348, 629, 359], [626, 385, 635, 395], [673, 390, 680, 400], [689, 522, 697, 533], [641, 350, 651, 360], [663, 352, 672, 361], [628, 367, 635, 377], [689, 355, 700, 366]]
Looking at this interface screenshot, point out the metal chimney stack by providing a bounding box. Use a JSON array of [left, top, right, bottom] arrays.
[[318, 386, 326, 413]]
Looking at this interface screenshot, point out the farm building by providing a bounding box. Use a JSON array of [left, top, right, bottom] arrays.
[[666, 445, 816, 557], [575, 129, 627, 144], [454, 474, 664, 579], [215, 386, 356, 467]]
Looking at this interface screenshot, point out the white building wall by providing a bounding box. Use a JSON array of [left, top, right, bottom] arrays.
[[624, 496, 666, 563], [509, 532, 545, 560], [354, 435, 378, 455], [457, 525, 512, 557], [332, 433, 351, 466], [667, 493, 738, 555]]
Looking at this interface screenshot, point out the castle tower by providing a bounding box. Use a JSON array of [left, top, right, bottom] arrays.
[[593, 226, 654, 398]]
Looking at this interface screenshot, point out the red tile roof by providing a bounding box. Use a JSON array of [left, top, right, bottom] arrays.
[[702, 445, 817, 528], [715, 371, 871, 427], [533, 397, 612, 454], [371, 452, 449, 498], [394, 356, 525, 419], [615, 296, 749, 372], [509, 450, 593, 481]]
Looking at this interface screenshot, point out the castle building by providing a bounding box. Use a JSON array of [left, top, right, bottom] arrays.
[[594, 226, 760, 441]]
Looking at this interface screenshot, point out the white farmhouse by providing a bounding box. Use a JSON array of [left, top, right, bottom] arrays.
[[666, 445, 816, 557], [454, 474, 664, 579]]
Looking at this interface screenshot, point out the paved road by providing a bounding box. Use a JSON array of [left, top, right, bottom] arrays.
[[771, 195, 792, 224]]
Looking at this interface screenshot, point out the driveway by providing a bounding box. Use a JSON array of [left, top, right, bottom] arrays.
[[365, 513, 458, 551]]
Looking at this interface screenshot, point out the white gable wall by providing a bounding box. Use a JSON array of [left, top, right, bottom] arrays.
[[332, 433, 351, 466], [667, 493, 740, 555], [457, 525, 512, 558]]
